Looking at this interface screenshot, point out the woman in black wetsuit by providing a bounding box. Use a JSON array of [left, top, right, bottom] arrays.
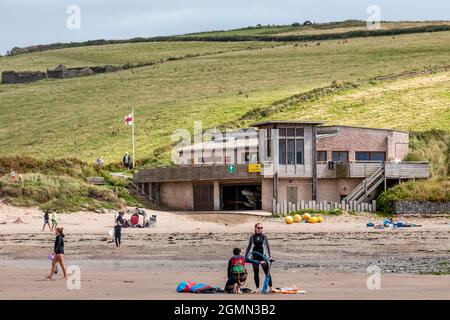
[[245, 223, 273, 290]]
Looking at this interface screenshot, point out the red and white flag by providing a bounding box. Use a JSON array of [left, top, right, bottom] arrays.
[[124, 113, 133, 126]]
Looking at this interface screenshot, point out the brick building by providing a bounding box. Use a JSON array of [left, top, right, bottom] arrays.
[[134, 121, 429, 213]]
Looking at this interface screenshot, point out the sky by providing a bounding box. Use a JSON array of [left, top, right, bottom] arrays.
[[0, 0, 449, 54]]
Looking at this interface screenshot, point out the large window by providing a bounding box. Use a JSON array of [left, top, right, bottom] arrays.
[[287, 139, 295, 164], [279, 139, 286, 164], [296, 139, 304, 164], [317, 151, 327, 162], [332, 151, 348, 162], [355, 151, 385, 161], [278, 127, 304, 165]]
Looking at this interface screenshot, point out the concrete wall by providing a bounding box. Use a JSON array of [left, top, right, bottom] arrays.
[[261, 178, 274, 212], [317, 126, 409, 161], [317, 178, 363, 203], [160, 181, 193, 210], [277, 178, 313, 203]]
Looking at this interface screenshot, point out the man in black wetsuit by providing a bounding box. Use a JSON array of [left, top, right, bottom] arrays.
[[245, 223, 273, 290]]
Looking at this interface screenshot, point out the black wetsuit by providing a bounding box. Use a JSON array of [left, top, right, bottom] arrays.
[[245, 233, 272, 288], [54, 234, 65, 254], [44, 212, 49, 224], [114, 224, 122, 247]]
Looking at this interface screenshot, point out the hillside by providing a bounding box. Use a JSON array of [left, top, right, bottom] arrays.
[[0, 22, 449, 166]]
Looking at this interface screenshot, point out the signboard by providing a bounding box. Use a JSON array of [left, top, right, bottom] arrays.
[[248, 163, 262, 173], [227, 164, 235, 174]]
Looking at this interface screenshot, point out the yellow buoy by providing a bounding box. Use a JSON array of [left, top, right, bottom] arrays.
[[301, 213, 311, 221], [293, 214, 302, 223], [309, 216, 319, 224], [285, 216, 294, 224]]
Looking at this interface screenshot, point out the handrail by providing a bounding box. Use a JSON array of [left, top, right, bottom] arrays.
[[129, 181, 157, 204]]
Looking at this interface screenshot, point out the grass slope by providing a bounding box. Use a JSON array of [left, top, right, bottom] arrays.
[[0, 31, 449, 164], [0, 42, 274, 73]]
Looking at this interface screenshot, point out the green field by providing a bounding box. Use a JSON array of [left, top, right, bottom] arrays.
[[182, 20, 448, 37], [0, 41, 275, 73], [0, 24, 449, 166]]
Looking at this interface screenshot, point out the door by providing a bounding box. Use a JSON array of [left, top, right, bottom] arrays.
[[193, 183, 214, 211], [287, 186, 298, 204]]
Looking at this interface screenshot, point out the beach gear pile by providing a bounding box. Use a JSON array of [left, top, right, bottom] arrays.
[[176, 281, 224, 293], [176, 281, 306, 294], [367, 219, 421, 229], [285, 213, 324, 224]]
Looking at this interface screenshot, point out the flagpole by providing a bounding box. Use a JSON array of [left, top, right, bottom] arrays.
[[132, 108, 135, 170]]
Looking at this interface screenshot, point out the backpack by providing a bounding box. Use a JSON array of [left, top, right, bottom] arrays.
[[230, 255, 246, 274]]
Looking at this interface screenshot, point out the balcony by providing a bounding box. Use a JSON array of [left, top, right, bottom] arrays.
[[134, 164, 261, 183], [317, 161, 430, 179]]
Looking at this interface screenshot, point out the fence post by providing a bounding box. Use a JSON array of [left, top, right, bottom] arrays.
[[372, 200, 377, 212]]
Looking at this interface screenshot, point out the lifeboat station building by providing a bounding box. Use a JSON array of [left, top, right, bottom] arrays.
[[133, 121, 429, 213]]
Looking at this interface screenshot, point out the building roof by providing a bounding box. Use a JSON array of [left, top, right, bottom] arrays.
[[319, 125, 409, 134], [250, 120, 326, 127]]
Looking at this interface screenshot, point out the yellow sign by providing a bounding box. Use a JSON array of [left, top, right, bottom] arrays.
[[248, 163, 262, 173]]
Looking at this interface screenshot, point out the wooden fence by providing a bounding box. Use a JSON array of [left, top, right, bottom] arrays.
[[273, 199, 377, 214]]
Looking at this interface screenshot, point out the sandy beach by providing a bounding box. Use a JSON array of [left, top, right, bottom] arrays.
[[0, 203, 449, 300]]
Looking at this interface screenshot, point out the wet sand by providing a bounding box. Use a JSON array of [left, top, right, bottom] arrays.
[[0, 203, 449, 299]]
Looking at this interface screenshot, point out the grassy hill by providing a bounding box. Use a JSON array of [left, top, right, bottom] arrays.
[[0, 22, 449, 167]]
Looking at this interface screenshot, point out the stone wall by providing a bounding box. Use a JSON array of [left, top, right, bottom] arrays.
[[394, 201, 450, 214], [47, 65, 95, 79], [1, 71, 46, 84]]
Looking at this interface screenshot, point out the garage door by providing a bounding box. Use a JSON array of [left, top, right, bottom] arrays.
[[193, 183, 214, 211]]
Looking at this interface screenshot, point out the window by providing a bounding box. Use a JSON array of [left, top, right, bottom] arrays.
[[332, 151, 348, 162], [287, 139, 295, 164], [279, 139, 286, 164], [296, 128, 304, 137], [287, 128, 295, 137], [317, 151, 327, 162], [266, 129, 271, 158], [287, 186, 298, 204], [278, 127, 305, 165], [355, 152, 369, 161], [371, 152, 386, 161], [355, 152, 386, 161], [296, 139, 304, 164]]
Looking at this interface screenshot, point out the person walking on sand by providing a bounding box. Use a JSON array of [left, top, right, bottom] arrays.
[[47, 227, 67, 279], [51, 210, 58, 231], [114, 221, 122, 248], [42, 209, 51, 232], [245, 223, 273, 291]]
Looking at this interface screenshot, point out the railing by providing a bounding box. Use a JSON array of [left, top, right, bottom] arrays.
[[317, 161, 429, 179], [273, 199, 377, 214], [134, 161, 430, 182], [134, 164, 261, 183]]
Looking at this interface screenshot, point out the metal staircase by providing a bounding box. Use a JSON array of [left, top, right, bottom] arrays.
[[344, 165, 385, 204]]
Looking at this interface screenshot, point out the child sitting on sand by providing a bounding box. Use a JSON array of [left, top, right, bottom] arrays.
[[224, 248, 248, 293]]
